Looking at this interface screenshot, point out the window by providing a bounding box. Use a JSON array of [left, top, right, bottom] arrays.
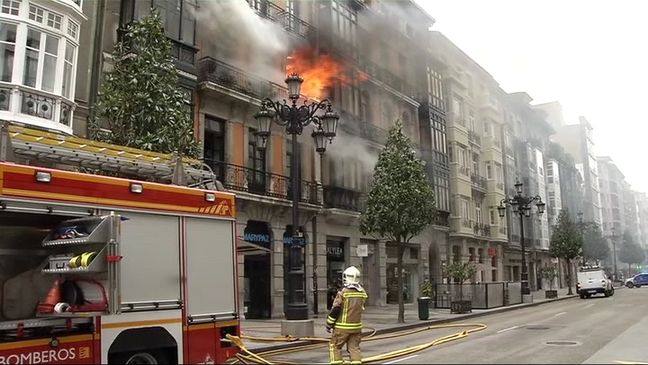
[[331, 0, 357, 54], [475, 202, 482, 224], [486, 163, 492, 179], [67, 20, 78, 40], [248, 128, 266, 171], [489, 209, 496, 225], [495, 165, 502, 183], [29, 5, 63, 31], [461, 199, 469, 219], [477, 248, 483, 263], [204, 117, 225, 177], [61, 42, 74, 98], [1, 0, 20, 16], [23, 29, 40, 88], [0, 23, 16, 82]]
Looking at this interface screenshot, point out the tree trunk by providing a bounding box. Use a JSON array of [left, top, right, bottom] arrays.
[[396, 243, 405, 323], [566, 258, 573, 295]]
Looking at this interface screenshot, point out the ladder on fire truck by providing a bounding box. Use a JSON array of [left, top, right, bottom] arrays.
[[0, 121, 222, 189]]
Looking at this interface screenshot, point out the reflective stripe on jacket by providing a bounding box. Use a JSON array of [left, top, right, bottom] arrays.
[[326, 287, 367, 331]]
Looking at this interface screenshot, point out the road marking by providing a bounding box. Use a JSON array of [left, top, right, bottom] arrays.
[[584, 303, 595, 308], [385, 355, 419, 364], [554, 311, 567, 317], [614, 361, 648, 364], [496, 326, 519, 333]]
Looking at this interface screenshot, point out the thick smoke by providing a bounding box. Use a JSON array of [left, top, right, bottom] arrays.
[[194, 0, 423, 180], [194, 0, 303, 83]]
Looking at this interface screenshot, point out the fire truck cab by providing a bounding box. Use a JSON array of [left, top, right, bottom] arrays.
[[0, 123, 240, 364]]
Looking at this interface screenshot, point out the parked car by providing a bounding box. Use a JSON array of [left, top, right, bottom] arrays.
[[625, 273, 648, 288]]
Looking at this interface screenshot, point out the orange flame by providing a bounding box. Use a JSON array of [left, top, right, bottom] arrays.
[[286, 47, 367, 100]]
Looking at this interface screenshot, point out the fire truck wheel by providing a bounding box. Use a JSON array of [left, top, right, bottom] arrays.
[[113, 350, 168, 364]]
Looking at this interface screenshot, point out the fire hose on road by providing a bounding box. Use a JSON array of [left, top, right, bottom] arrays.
[[227, 323, 488, 364]]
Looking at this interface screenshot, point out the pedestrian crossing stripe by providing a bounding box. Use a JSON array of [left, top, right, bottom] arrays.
[[614, 361, 648, 364]]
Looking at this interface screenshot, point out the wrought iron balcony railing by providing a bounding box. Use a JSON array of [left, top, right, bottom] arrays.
[[323, 186, 364, 212], [198, 57, 286, 100], [204, 159, 320, 205], [246, 0, 315, 39], [473, 223, 491, 236], [468, 130, 481, 145], [435, 211, 450, 227], [471, 173, 488, 191], [357, 57, 417, 99]]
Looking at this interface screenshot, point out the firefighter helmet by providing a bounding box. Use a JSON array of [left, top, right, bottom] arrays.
[[343, 266, 361, 285]]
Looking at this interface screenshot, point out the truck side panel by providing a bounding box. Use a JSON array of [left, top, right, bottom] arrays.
[[116, 211, 181, 304], [184, 217, 237, 319]]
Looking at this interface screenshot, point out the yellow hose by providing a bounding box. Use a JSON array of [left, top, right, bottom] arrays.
[[227, 323, 487, 364]]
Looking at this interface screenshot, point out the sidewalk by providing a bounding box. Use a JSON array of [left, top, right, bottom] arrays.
[[242, 287, 582, 353]]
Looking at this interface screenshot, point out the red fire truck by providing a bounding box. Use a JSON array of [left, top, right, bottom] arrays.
[[0, 122, 240, 364]]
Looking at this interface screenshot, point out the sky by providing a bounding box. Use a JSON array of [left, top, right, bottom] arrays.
[[418, 0, 648, 192]]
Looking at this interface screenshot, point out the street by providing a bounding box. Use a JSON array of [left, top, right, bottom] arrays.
[[248, 288, 648, 364]]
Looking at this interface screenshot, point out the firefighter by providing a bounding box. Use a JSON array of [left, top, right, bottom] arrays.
[[326, 266, 368, 365]]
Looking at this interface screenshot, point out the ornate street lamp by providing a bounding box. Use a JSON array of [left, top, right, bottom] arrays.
[[254, 73, 339, 321], [497, 180, 546, 295]]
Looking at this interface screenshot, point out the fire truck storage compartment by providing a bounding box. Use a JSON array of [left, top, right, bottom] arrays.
[[185, 217, 236, 322], [0, 209, 103, 339], [109, 211, 182, 309]]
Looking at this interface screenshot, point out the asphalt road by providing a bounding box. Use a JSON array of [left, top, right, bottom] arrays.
[[257, 287, 648, 364]]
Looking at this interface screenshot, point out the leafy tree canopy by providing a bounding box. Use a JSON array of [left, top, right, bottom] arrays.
[[90, 11, 200, 158], [618, 231, 646, 265], [360, 120, 437, 243], [445, 261, 477, 283], [549, 208, 582, 260], [582, 223, 610, 262]]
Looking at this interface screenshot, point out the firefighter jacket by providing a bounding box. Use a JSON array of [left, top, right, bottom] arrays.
[[326, 286, 368, 332]]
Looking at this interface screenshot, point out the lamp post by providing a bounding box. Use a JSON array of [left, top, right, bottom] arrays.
[[497, 180, 546, 295], [254, 73, 339, 321], [578, 211, 586, 266]]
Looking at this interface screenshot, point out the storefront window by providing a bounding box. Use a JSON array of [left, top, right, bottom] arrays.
[[326, 240, 345, 309], [386, 264, 414, 304]]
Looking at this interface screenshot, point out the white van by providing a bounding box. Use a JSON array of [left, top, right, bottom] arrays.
[[576, 266, 614, 298]]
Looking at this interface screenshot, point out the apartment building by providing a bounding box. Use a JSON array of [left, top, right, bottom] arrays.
[[123, 0, 443, 317], [597, 156, 625, 236], [552, 117, 602, 225], [0, 0, 85, 135], [428, 31, 507, 283], [501, 92, 554, 289]]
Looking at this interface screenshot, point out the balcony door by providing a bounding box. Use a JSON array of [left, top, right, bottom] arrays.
[[204, 117, 225, 183], [248, 128, 267, 194]]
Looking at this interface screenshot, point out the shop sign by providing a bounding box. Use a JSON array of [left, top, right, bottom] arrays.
[[283, 225, 306, 247], [327, 243, 344, 259], [244, 221, 271, 249]]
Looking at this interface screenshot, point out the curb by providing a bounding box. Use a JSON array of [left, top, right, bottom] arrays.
[[248, 294, 578, 353]]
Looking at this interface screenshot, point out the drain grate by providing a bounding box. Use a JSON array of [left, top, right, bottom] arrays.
[[545, 341, 582, 347]]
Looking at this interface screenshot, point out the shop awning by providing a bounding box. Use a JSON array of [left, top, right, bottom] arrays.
[[236, 238, 271, 255]]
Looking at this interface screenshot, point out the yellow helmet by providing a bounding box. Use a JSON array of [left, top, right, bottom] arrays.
[[343, 266, 361, 285]]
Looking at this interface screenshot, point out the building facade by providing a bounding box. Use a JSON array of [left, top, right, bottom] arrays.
[[552, 117, 602, 225], [0, 0, 85, 135], [502, 92, 554, 290], [429, 31, 508, 283], [597, 156, 626, 236]]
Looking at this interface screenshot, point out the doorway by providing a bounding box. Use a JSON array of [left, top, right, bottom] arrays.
[[244, 255, 271, 319]]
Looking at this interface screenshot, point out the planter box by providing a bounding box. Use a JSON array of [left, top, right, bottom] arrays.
[[450, 300, 472, 314], [545, 290, 558, 299]]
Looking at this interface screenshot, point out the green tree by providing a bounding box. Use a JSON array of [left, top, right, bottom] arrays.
[[582, 223, 610, 264], [444, 261, 477, 302], [549, 209, 582, 295], [360, 120, 437, 323], [618, 231, 646, 270], [90, 11, 200, 158]]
